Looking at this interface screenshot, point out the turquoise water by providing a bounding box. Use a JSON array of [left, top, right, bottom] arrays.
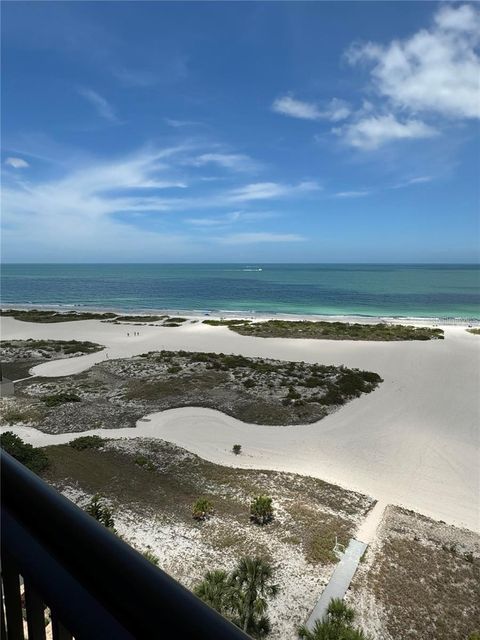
[[1, 264, 479, 319]]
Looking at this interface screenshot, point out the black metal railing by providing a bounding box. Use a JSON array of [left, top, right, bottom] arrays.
[[1, 451, 250, 639]]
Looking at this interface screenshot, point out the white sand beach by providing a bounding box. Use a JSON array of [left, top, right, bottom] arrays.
[[1, 316, 479, 532]]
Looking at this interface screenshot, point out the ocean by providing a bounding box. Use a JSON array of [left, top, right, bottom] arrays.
[[1, 264, 479, 320]]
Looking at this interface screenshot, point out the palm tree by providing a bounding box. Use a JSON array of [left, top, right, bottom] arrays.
[[298, 599, 370, 640], [250, 495, 274, 525], [230, 556, 279, 635], [85, 494, 116, 531], [194, 569, 232, 615]]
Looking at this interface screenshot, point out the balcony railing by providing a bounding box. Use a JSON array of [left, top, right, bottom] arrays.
[[1, 451, 250, 639]]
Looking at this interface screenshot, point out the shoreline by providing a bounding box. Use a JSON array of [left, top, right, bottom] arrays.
[[1, 303, 479, 327]]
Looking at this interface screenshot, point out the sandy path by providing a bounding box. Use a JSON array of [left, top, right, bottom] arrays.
[[1, 317, 479, 531]]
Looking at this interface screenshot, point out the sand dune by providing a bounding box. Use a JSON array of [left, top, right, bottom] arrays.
[[1, 316, 479, 531]]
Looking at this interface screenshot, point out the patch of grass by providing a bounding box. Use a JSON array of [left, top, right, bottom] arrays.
[[168, 317, 188, 323], [286, 502, 351, 564], [205, 319, 444, 341], [114, 315, 165, 322], [69, 435, 106, 450], [42, 391, 82, 407], [41, 440, 370, 544], [0, 403, 45, 425], [349, 506, 480, 640], [0, 309, 116, 323], [134, 454, 156, 471], [203, 319, 251, 327], [1, 338, 104, 355], [467, 328, 480, 335]]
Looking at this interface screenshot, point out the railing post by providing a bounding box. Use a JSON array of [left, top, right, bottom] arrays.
[[24, 582, 47, 640], [1, 557, 24, 640]]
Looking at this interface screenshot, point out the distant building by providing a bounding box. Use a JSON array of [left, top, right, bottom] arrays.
[[0, 363, 15, 397]]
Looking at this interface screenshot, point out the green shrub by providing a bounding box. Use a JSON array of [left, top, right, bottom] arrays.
[[0, 431, 49, 473], [42, 391, 81, 407], [192, 497, 214, 521], [69, 435, 106, 450], [142, 547, 159, 566], [232, 444, 242, 455], [287, 386, 301, 400], [167, 365, 181, 374], [243, 378, 255, 389], [250, 495, 274, 525], [134, 455, 155, 471]]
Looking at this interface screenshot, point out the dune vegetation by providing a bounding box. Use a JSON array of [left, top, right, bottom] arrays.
[[203, 319, 444, 341]]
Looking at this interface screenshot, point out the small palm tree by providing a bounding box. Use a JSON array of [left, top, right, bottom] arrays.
[[298, 598, 370, 640], [194, 569, 232, 615], [250, 495, 274, 525], [230, 556, 279, 635], [192, 497, 214, 521], [85, 494, 116, 531]]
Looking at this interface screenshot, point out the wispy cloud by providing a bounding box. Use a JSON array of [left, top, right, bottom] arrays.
[[185, 211, 275, 227], [218, 232, 304, 245], [78, 87, 119, 123], [272, 95, 350, 122], [334, 190, 372, 198], [393, 176, 433, 189], [187, 153, 262, 173], [2, 143, 316, 260], [333, 114, 438, 150], [228, 181, 320, 202], [4, 157, 29, 169], [165, 118, 203, 128]]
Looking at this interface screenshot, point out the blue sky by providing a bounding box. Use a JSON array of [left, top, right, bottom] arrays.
[[1, 1, 479, 263]]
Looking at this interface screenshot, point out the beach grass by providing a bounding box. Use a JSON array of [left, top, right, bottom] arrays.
[[1, 309, 117, 322], [348, 506, 480, 640], [204, 319, 444, 341]]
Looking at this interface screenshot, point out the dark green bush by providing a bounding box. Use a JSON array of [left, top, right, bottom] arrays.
[[250, 495, 274, 525], [42, 391, 82, 407], [0, 431, 49, 473], [69, 435, 105, 450]]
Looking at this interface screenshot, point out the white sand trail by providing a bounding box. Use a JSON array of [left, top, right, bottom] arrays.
[[1, 317, 479, 531]]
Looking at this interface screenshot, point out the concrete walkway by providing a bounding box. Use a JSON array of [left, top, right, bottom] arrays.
[[305, 538, 367, 629]]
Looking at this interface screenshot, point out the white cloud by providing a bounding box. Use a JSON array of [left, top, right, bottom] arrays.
[[334, 114, 438, 150], [4, 157, 29, 169], [219, 232, 304, 245], [272, 96, 321, 120], [2, 143, 319, 261], [185, 211, 275, 226], [188, 153, 261, 172], [78, 88, 119, 123], [272, 95, 350, 121], [165, 118, 203, 128], [334, 190, 372, 198], [227, 180, 320, 202], [434, 4, 480, 34], [346, 4, 480, 120], [393, 176, 433, 189]]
